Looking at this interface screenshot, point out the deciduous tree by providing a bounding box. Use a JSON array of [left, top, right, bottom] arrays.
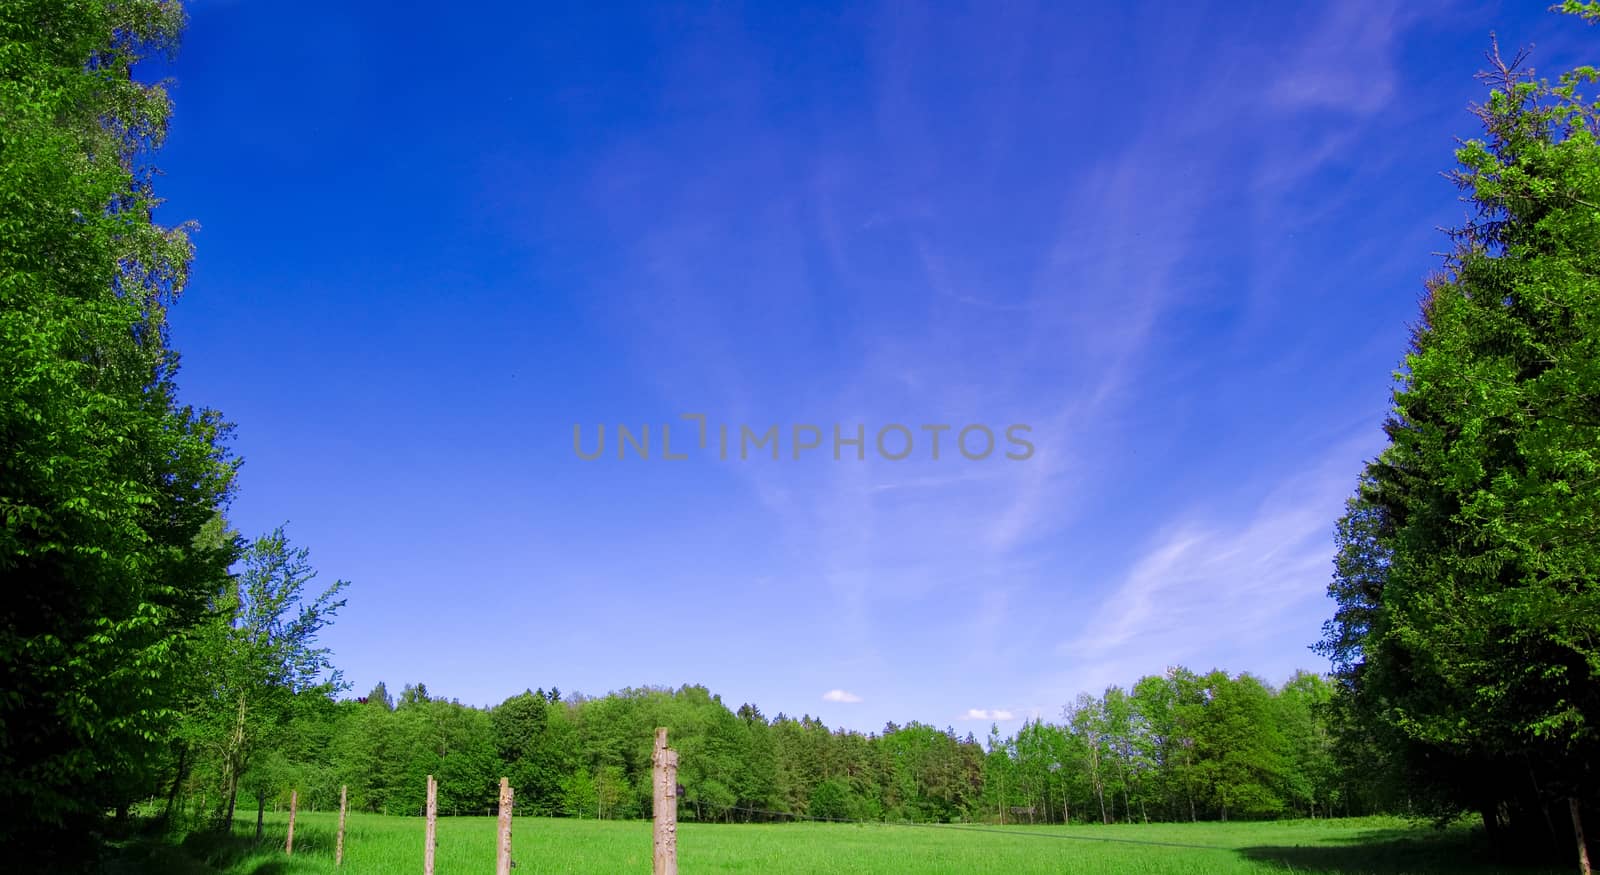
[[0, 0, 237, 858]]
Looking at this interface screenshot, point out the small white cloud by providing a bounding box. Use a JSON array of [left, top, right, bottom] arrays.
[[963, 708, 1015, 721], [822, 689, 862, 704]]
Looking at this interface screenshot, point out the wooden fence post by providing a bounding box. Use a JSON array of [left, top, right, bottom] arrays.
[[495, 777, 514, 875], [424, 775, 438, 875], [652, 727, 678, 875], [336, 784, 348, 866], [285, 789, 298, 855]]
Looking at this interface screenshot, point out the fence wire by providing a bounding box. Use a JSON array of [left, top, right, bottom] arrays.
[[722, 805, 1235, 852]]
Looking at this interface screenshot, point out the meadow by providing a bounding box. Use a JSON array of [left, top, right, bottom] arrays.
[[101, 812, 1565, 875]]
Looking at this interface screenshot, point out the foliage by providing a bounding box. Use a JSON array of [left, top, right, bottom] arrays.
[[152, 668, 1353, 833], [173, 528, 347, 830], [1319, 5, 1600, 861], [0, 0, 238, 859]]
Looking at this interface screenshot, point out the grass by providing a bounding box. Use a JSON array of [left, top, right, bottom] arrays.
[[99, 812, 1568, 874]]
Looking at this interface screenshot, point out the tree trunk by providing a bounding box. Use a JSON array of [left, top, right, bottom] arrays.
[[220, 694, 247, 830], [162, 744, 190, 826], [1481, 803, 1501, 845], [1530, 766, 1558, 842], [222, 766, 239, 829], [1570, 798, 1591, 875], [256, 790, 266, 840]]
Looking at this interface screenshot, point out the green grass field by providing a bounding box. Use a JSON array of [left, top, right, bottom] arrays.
[[102, 812, 1563, 874]]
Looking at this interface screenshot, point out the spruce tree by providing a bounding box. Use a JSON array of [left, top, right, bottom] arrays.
[[1322, 5, 1600, 864]]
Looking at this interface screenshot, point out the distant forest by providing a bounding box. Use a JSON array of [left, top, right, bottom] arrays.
[[193, 669, 1354, 829]]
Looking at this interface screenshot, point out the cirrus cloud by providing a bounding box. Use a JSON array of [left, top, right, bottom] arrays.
[[822, 689, 863, 704]]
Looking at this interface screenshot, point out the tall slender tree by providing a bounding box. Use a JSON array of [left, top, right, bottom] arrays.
[[185, 527, 347, 828]]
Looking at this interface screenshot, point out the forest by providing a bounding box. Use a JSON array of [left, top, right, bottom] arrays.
[[160, 668, 1356, 832]]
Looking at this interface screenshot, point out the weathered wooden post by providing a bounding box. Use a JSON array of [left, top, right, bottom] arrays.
[[336, 784, 348, 866], [424, 775, 438, 875], [285, 789, 298, 855], [495, 777, 514, 875], [652, 727, 678, 875]]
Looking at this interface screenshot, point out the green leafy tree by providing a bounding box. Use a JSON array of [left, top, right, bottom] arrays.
[[1131, 669, 1206, 822], [494, 689, 572, 815], [561, 768, 598, 818], [808, 778, 857, 820], [0, 0, 237, 857], [1275, 672, 1337, 818], [1065, 693, 1112, 823], [187, 527, 347, 827]]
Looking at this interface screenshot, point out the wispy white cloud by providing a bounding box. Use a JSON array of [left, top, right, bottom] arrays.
[[962, 708, 1016, 721], [568, 0, 1422, 732], [1052, 433, 1382, 698], [1267, 2, 1418, 116]]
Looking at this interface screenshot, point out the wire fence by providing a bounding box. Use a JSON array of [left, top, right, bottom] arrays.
[[722, 805, 1235, 852]]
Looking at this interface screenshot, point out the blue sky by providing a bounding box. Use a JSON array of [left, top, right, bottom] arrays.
[[147, 1, 1589, 732]]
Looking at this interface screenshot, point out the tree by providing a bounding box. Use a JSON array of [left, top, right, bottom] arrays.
[[1064, 693, 1117, 823], [808, 778, 857, 820], [494, 690, 571, 815], [1276, 672, 1337, 818], [1131, 670, 1190, 822], [0, 0, 238, 859], [1321, 8, 1600, 865], [735, 704, 781, 819], [1013, 719, 1074, 824], [561, 769, 598, 818], [416, 698, 500, 815], [335, 693, 406, 814], [1194, 673, 1285, 821], [1101, 686, 1147, 823], [187, 527, 347, 828]]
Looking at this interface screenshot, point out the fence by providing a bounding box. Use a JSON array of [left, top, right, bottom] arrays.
[[268, 726, 1233, 871], [274, 727, 681, 873]]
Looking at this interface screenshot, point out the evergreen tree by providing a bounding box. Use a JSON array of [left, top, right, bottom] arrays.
[[1321, 8, 1600, 862]]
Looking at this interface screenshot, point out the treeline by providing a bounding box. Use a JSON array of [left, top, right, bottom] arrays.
[[162, 668, 1372, 828]]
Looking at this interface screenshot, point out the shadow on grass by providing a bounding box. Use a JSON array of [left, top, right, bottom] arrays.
[[1238, 826, 1566, 875], [99, 820, 333, 875]]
